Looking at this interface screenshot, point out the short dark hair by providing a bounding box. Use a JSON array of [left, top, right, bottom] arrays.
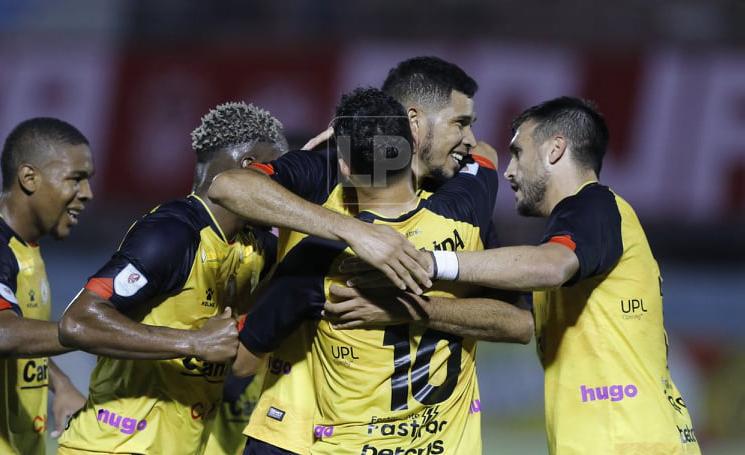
[[1, 117, 89, 190], [333, 87, 413, 182], [382, 56, 478, 110], [512, 96, 609, 175]]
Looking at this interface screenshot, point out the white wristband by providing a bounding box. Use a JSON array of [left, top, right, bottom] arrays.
[[432, 250, 459, 280]]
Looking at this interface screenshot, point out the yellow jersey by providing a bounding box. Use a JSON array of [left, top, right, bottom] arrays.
[[241, 151, 347, 455], [0, 217, 52, 455], [204, 370, 266, 455], [533, 182, 700, 454], [59, 194, 274, 454], [205, 228, 277, 455], [241, 152, 499, 454]]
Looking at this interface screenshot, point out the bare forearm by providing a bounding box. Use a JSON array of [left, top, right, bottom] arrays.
[[59, 292, 196, 360], [418, 296, 533, 343], [232, 344, 264, 377], [211, 170, 432, 293], [209, 170, 357, 242], [48, 359, 74, 393], [457, 244, 578, 291], [0, 312, 70, 357]]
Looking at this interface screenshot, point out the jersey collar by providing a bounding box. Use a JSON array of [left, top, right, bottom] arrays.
[[0, 216, 33, 247], [573, 180, 599, 196], [357, 198, 426, 224], [189, 193, 228, 243]]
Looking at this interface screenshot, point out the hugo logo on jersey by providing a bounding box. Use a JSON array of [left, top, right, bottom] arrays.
[[267, 355, 292, 375], [97, 408, 148, 435], [580, 383, 638, 403]]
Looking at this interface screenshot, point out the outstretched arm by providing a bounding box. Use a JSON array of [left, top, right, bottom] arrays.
[[59, 290, 238, 362], [342, 242, 578, 292], [209, 169, 431, 293], [0, 310, 70, 357], [456, 243, 579, 291]]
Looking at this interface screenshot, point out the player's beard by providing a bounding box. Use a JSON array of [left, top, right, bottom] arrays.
[[516, 169, 549, 217], [418, 128, 449, 185]]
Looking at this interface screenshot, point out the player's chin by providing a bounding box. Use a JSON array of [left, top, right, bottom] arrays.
[[441, 161, 459, 178], [51, 222, 73, 240], [516, 199, 540, 217]]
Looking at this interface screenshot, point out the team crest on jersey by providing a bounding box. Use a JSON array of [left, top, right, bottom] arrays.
[[114, 263, 148, 297]]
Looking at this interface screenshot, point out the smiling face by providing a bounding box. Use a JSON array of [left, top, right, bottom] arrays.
[[32, 143, 94, 239], [504, 120, 550, 217], [415, 90, 476, 183]]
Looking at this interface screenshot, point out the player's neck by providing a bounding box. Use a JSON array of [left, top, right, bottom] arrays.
[[0, 191, 43, 243], [193, 188, 245, 242], [544, 170, 598, 215], [352, 177, 419, 218]]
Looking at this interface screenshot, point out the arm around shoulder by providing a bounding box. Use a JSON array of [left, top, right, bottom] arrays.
[[455, 242, 579, 291]]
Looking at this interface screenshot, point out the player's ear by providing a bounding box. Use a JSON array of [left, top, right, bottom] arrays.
[[239, 153, 255, 169], [548, 135, 567, 165], [17, 163, 39, 194], [407, 107, 421, 152]]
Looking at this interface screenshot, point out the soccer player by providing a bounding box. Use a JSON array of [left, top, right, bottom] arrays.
[[57, 102, 285, 455], [382, 56, 481, 188], [209, 58, 531, 455], [222, 88, 531, 455], [0, 118, 92, 455], [382, 97, 699, 454]]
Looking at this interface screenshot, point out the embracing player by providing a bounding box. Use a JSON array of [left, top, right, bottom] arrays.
[[215, 88, 532, 454], [58, 103, 285, 455], [344, 97, 701, 454], [209, 57, 532, 455]]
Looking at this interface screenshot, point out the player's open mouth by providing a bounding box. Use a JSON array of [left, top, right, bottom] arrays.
[[67, 208, 81, 224], [450, 151, 465, 165]]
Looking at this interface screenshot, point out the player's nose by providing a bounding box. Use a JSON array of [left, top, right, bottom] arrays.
[[78, 179, 93, 202]]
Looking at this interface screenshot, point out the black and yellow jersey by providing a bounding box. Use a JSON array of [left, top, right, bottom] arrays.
[[241, 149, 499, 454], [58, 194, 275, 455], [0, 218, 52, 455], [242, 149, 345, 455], [204, 371, 265, 455], [205, 228, 277, 455], [534, 182, 700, 455]]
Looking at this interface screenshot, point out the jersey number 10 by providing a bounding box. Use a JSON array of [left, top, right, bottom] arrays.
[[383, 325, 462, 411]]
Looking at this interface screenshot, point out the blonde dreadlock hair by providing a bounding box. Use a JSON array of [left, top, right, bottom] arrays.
[[191, 102, 285, 162]]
